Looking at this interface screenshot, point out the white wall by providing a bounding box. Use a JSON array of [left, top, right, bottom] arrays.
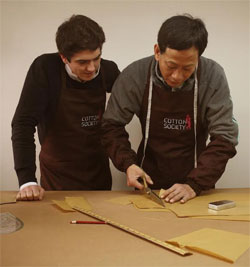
[[1, 0, 249, 190]]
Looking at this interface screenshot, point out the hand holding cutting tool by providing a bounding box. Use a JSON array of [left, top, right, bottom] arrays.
[[126, 164, 153, 190]]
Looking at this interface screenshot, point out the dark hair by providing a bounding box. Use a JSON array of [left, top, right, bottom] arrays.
[[56, 15, 105, 61], [157, 14, 208, 56]]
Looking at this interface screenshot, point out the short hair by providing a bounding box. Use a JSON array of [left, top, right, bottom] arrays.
[[157, 14, 208, 56], [56, 15, 105, 61]]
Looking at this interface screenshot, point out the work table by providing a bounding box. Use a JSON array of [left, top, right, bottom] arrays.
[[1, 189, 249, 266]]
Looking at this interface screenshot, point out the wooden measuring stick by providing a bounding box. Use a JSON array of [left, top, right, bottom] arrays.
[[72, 206, 191, 256]]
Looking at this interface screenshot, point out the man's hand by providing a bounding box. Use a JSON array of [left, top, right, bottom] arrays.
[[126, 164, 153, 190], [160, 184, 196, 204], [16, 185, 45, 201]]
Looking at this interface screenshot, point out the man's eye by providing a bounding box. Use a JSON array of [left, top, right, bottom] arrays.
[[167, 66, 176, 70], [79, 61, 88, 65]]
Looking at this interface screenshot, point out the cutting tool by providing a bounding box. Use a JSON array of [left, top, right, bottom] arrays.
[[141, 176, 165, 207]]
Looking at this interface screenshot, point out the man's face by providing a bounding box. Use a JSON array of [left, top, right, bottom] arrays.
[[60, 48, 101, 81], [154, 45, 199, 88]]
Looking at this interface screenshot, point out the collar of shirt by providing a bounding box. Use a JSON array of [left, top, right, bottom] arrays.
[[65, 64, 100, 83]]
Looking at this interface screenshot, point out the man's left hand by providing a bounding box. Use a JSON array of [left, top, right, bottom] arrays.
[[160, 184, 196, 204]]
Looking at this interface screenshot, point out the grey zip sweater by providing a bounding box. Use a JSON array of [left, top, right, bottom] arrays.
[[102, 55, 238, 194]]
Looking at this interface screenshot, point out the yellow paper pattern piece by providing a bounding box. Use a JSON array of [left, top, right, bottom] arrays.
[[107, 196, 132, 206], [194, 215, 250, 221], [165, 192, 250, 217], [130, 195, 167, 210], [0, 192, 16, 205], [65, 197, 92, 211], [52, 200, 75, 211], [166, 228, 250, 263]]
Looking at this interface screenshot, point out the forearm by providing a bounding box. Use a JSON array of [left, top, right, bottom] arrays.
[[186, 135, 236, 194], [101, 121, 137, 172], [12, 129, 38, 186], [11, 56, 50, 186]]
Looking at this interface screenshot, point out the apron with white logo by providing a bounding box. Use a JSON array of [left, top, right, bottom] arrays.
[[39, 67, 112, 190], [138, 63, 206, 189]]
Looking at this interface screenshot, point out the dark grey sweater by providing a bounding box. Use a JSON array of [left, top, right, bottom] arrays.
[[12, 53, 120, 187], [102, 55, 238, 194]]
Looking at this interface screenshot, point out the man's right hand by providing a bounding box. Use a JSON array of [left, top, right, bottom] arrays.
[[126, 164, 153, 190], [16, 185, 45, 201]]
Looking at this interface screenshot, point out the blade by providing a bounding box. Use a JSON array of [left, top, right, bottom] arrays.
[[145, 188, 165, 207]]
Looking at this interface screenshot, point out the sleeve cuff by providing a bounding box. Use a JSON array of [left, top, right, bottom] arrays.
[[20, 182, 38, 190]]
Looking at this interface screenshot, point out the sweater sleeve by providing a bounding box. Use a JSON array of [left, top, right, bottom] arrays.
[[186, 60, 238, 195], [102, 60, 120, 93], [11, 56, 49, 187], [102, 59, 148, 172]]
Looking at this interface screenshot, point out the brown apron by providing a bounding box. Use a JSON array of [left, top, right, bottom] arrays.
[[39, 67, 112, 190], [138, 64, 206, 189]]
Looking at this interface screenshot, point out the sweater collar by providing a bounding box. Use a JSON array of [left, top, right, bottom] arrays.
[[65, 64, 100, 83]]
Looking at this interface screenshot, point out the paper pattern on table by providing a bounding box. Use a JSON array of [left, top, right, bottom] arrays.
[[107, 189, 250, 220], [130, 195, 167, 210], [52, 200, 75, 212], [52, 197, 92, 212], [160, 190, 250, 218], [166, 228, 250, 263], [193, 215, 250, 221], [107, 196, 132, 206], [0, 192, 16, 205], [108, 193, 168, 211], [65, 196, 92, 211]]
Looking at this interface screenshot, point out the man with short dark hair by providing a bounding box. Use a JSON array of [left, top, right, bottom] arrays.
[[101, 14, 238, 203], [12, 15, 120, 200]]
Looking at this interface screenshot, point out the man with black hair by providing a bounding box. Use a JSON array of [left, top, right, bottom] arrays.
[[12, 15, 120, 200], [101, 14, 238, 203]]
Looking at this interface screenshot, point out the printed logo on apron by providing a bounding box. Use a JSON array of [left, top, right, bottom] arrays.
[[81, 110, 103, 127], [81, 115, 99, 127], [163, 114, 192, 130]]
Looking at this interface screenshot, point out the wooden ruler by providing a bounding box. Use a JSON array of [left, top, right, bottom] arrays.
[[72, 206, 191, 256]]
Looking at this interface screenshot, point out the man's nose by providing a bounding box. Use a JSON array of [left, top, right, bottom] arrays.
[[86, 61, 95, 72], [171, 69, 184, 81]]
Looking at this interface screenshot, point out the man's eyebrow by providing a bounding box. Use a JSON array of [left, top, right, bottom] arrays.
[[76, 53, 102, 62], [166, 60, 195, 67], [166, 60, 177, 65]]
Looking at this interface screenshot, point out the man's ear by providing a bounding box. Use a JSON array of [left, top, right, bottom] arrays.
[[59, 54, 68, 64], [154, 44, 161, 61]]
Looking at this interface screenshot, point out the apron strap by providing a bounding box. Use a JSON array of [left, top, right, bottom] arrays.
[[140, 74, 153, 168], [193, 65, 198, 168]]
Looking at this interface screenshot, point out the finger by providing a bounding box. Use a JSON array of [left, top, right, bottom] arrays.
[[161, 187, 176, 200], [16, 192, 21, 200], [180, 190, 196, 204], [169, 191, 183, 203], [20, 190, 28, 201], [26, 189, 35, 200], [39, 188, 45, 200], [31, 187, 41, 200], [180, 196, 188, 203], [134, 180, 144, 190], [145, 173, 153, 185], [127, 177, 144, 190]]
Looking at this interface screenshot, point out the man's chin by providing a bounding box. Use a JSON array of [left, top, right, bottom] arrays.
[[167, 81, 183, 88], [80, 74, 95, 81]]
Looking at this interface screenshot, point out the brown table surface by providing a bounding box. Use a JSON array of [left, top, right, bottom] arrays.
[[1, 189, 250, 266]]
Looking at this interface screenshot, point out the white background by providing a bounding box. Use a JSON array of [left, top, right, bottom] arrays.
[[1, 0, 249, 190]]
